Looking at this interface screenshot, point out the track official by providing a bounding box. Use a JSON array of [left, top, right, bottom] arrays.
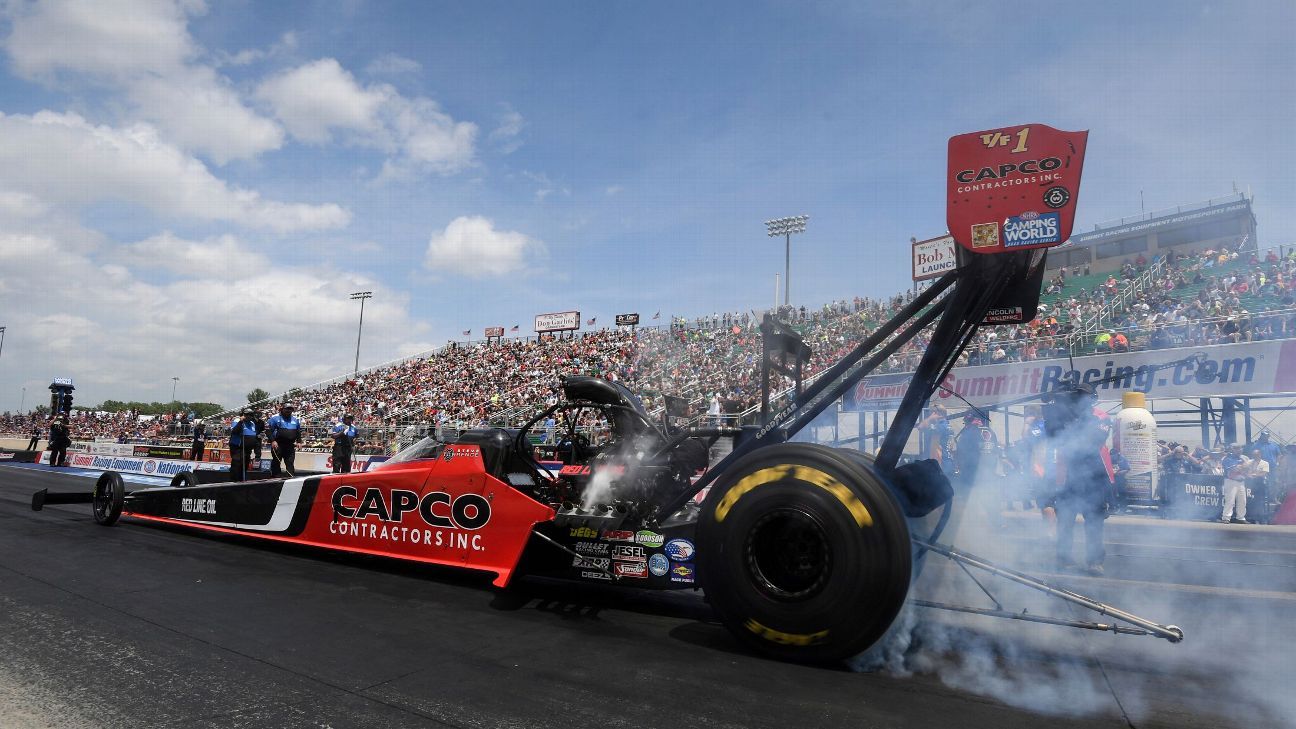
[[48, 415, 71, 467], [228, 411, 258, 481], [330, 414, 359, 474], [267, 404, 303, 477], [190, 419, 206, 461]]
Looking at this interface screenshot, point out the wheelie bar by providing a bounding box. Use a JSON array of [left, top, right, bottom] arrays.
[[911, 538, 1184, 643]]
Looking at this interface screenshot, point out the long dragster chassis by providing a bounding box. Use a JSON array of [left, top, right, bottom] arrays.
[[28, 248, 1185, 663]]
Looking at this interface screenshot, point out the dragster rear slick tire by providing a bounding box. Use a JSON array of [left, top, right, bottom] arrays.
[[170, 471, 198, 489], [696, 443, 911, 663], [92, 471, 125, 526]]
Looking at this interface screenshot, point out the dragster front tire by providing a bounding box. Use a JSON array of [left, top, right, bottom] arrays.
[[92, 471, 125, 526], [696, 443, 911, 663]]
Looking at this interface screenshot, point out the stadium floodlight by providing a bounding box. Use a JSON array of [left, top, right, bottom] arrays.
[[765, 216, 809, 307], [350, 291, 373, 375], [0, 326, 5, 361], [171, 376, 180, 403]]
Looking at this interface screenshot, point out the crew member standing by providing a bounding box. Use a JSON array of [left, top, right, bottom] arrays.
[[48, 414, 71, 467], [190, 418, 207, 461], [267, 403, 302, 477], [1052, 385, 1113, 575], [26, 422, 41, 451], [955, 412, 997, 489], [228, 411, 257, 482], [1220, 444, 1250, 524], [331, 414, 359, 474]]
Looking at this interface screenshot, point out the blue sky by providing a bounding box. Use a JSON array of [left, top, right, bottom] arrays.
[[0, 0, 1293, 410]]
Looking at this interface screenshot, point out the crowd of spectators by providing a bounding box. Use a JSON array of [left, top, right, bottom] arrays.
[[6, 246, 1295, 447]]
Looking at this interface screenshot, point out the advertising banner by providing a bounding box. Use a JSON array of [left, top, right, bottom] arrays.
[[39, 452, 229, 477], [1162, 474, 1270, 522], [947, 123, 1088, 254], [844, 339, 1296, 411], [534, 311, 580, 332], [484, 326, 505, 338], [293, 451, 390, 473], [615, 313, 640, 326], [911, 235, 957, 281], [133, 445, 189, 459]]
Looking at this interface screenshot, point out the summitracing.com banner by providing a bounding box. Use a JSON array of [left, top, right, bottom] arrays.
[[843, 339, 1296, 411]]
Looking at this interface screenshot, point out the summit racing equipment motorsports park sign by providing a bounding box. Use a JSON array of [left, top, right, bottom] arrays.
[[948, 124, 1088, 254]]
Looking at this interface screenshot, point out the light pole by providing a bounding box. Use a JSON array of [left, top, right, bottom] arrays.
[[0, 326, 6, 361], [171, 376, 180, 403], [20, 386, 26, 413], [350, 291, 373, 375], [765, 216, 808, 308]]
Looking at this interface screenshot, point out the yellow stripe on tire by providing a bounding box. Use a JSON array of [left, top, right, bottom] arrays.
[[714, 464, 872, 528], [744, 618, 829, 646]]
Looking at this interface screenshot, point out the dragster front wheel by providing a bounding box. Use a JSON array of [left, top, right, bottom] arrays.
[[696, 443, 911, 663], [92, 471, 125, 526]]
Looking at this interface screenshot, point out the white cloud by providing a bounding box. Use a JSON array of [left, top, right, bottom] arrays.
[[257, 58, 477, 177], [215, 31, 298, 67], [366, 52, 422, 75], [522, 171, 569, 201], [488, 104, 525, 154], [1, 0, 284, 163], [121, 232, 270, 277], [0, 111, 349, 232], [254, 58, 386, 143], [3, 0, 197, 78], [0, 231, 429, 408], [605, 185, 624, 196], [425, 216, 542, 277]]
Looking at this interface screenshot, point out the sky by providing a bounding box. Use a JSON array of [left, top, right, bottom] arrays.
[[0, 0, 1293, 411]]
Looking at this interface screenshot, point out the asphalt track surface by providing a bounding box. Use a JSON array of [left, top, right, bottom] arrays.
[[2, 464, 1293, 729]]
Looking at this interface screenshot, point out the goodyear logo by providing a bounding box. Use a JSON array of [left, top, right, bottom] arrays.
[[1002, 211, 1060, 247]]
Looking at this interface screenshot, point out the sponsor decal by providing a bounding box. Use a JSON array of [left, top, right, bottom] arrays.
[[635, 530, 664, 547], [580, 570, 611, 581], [574, 541, 610, 556], [970, 222, 999, 249], [1002, 211, 1060, 247], [611, 544, 646, 562], [984, 306, 1025, 324], [648, 553, 670, 576], [559, 464, 592, 477], [143, 460, 157, 474], [1043, 186, 1070, 209], [947, 124, 1087, 253], [669, 562, 696, 583], [573, 555, 611, 570], [180, 497, 217, 515], [601, 529, 635, 542], [569, 526, 599, 539], [0, 452, 13, 460], [328, 485, 492, 553], [663, 539, 696, 562], [954, 156, 1063, 184], [614, 561, 648, 579], [443, 449, 454, 462]]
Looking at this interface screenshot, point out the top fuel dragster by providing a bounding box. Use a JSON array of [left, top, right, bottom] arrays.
[[28, 123, 1184, 663]]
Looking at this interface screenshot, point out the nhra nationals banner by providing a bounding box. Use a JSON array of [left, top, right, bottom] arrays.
[[39, 451, 229, 477], [844, 339, 1296, 411], [534, 310, 579, 333], [948, 124, 1088, 254]]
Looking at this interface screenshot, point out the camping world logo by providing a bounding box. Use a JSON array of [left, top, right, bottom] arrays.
[[1002, 211, 1060, 247]]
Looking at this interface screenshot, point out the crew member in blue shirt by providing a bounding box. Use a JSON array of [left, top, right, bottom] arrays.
[[330, 414, 359, 474], [267, 403, 303, 477], [228, 410, 258, 481]]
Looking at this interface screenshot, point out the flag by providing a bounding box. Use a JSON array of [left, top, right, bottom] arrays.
[[587, 317, 596, 325], [511, 325, 519, 331], [462, 330, 471, 336], [652, 311, 660, 319]]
